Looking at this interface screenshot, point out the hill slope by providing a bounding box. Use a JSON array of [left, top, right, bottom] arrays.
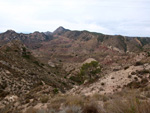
[[0, 41, 73, 112]]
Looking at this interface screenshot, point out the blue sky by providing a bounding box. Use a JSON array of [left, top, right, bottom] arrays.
[[0, 0, 150, 36]]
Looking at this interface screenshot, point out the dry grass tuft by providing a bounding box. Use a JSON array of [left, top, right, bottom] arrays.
[[104, 98, 150, 113], [65, 95, 84, 107], [82, 103, 103, 113]]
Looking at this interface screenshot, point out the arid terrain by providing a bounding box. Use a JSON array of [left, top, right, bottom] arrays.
[[0, 27, 150, 113]]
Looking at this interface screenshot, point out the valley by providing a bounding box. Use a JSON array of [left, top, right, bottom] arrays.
[[0, 27, 150, 113]]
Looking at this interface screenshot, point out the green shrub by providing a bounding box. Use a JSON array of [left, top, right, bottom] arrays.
[[5, 47, 11, 52], [53, 88, 59, 94], [22, 54, 30, 59], [124, 66, 129, 70], [14, 50, 18, 52], [147, 52, 150, 57], [137, 70, 150, 75], [0, 91, 9, 98], [134, 61, 143, 66], [69, 76, 83, 85], [33, 61, 41, 66], [78, 61, 101, 83], [22, 47, 26, 52], [21, 47, 31, 59], [69, 61, 101, 84]]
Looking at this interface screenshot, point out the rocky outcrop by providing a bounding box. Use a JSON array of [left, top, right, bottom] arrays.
[[52, 26, 70, 35]]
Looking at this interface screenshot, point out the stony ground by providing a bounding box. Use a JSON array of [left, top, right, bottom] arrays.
[[69, 63, 150, 95]]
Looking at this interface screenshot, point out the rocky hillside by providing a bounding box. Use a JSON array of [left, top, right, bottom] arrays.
[[0, 27, 150, 67], [52, 27, 150, 52], [0, 27, 150, 113], [70, 58, 150, 96], [0, 41, 73, 112], [0, 27, 150, 53], [0, 30, 53, 49]]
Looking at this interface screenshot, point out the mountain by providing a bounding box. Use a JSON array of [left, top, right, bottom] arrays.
[[52, 26, 70, 35], [1, 27, 150, 52], [1, 27, 150, 72], [52, 28, 150, 52], [0, 27, 150, 70], [1, 27, 150, 112], [0, 30, 53, 49], [43, 31, 52, 36]]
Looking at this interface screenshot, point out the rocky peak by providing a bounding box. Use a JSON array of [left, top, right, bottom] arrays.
[[44, 31, 52, 36], [5, 29, 16, 34], [56, 26, 65, 30], [0, 30, 19, 42], [53, 26, 69, 35], [33, 31, 40, 34], [31, 31, 44, 36]]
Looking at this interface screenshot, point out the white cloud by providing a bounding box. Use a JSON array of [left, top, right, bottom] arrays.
[[0, 0, 150, 36]]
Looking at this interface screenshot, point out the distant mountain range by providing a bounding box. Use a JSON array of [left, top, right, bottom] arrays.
[[0, 27, 150, 54]]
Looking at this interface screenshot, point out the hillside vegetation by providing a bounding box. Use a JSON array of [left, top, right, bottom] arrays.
[[0, 27, 150, 112]]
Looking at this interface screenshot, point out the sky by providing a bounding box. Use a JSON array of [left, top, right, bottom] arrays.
[[0, 0, 150, 37]]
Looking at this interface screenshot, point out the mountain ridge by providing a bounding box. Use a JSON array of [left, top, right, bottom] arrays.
[[1, 27, 150, 112], [1, 26, 150, 38], [1, 27, 150, 64]]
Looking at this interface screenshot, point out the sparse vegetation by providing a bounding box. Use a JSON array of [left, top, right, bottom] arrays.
[[53, 88, 59, 94], [131, 71, 136, 75], [147, 52, 150, 57], [101, 82, 105, 86], [22, 51, 31, 59], [128, 75, 132, 78], [1, 27, 150, 113], [21, 47, 32, 59], [111, 77, 115, 79], [137, 69, 150, 75], [135, 61, 143, 66], [80, 61, 100, 75], [69, 61, 101, 84], [24, 89, 150, 113], [82, 104, 100, 113], [33, 61, 43, 67], [5, 47, 11, 52], [73, 61, 101, 84], [69, 76, 83, 84], [105, 97, 150, 113], [124, 66, 129, 70], [40, 95, 49, 103]]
